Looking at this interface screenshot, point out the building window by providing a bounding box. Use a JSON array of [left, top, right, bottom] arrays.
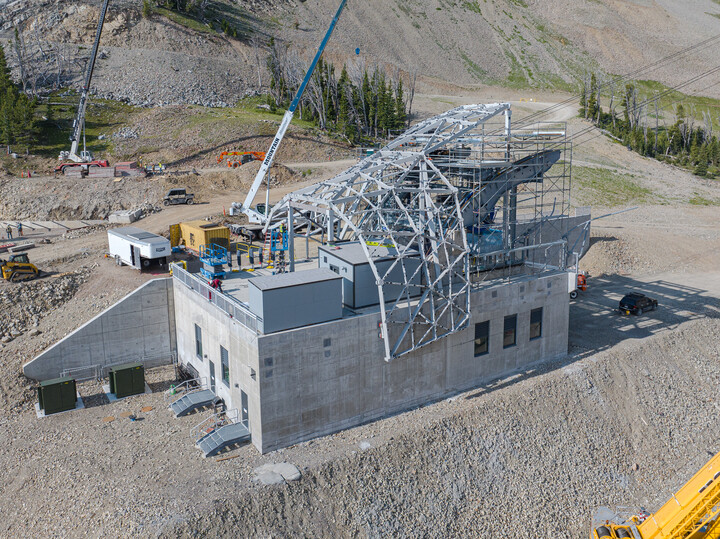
[[220, 346, 230, 386], [323, 338, 331, 348], [503, 315, 517, 348], [474, 321, 489, 357], [194, 324, 203, 359], [530, 308, 543, 340]]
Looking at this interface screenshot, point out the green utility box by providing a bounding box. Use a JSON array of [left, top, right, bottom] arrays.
[[108, 362, 145, 398], [37, 376, 77, 415]]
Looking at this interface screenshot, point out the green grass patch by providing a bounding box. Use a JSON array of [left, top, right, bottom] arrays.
[[34, 93, 139, 159], [689, 194, 718, 206], [151, 7, 216, 34], [573, 165, 654, 206], [463, 1, 482, 14], [459, 51, 488, 81]]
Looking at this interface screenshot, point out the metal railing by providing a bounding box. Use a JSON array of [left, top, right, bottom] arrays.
[[165, 376, 207, 405], [61, 351, 177, 382], [190, 408, 241, 444], [171, 264, 261, 333]]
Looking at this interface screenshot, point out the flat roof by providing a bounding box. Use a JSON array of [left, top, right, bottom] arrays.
[[319, 242, 417, 265], [181, 220, 227, 230], [108, 227, 169, 245], [249, 268, 341, 292]]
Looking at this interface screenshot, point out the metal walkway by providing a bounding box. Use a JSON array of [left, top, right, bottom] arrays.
[[169, 389, 216, 417], [196, 422, 251, 457]]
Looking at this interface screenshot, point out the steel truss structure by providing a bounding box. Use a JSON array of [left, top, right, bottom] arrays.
[[266, 104, 573, 361]]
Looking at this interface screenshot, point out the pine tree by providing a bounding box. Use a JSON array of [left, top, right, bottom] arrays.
[[394, 79, 406, 130], [586, 73, 599, 121]]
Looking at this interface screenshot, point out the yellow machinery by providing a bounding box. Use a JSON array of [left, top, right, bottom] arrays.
[[591, 451, 720, 538], [0, 253, 40, 282]]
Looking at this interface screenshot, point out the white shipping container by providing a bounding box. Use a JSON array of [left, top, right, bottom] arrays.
[[107, 227, 171, 269]]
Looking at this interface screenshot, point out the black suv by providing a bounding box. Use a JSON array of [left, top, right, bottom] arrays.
[[619, 292, 658, 315], [163, 188, 194, 206]]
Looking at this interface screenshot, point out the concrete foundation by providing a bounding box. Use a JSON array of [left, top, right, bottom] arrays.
[[24, 278, 176, 381], [109, 209, 143, 224]]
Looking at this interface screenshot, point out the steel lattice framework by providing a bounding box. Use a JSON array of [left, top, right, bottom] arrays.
[[266, 103, 513, 361]]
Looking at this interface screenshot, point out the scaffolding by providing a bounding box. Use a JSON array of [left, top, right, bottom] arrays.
[[265, 104, 575, 361]]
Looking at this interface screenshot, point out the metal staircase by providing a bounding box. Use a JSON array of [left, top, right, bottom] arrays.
[[191, 409, 250, 457], [166, 378, 217, 417]]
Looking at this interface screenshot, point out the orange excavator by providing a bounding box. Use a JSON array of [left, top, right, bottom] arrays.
[[217, 151, 266, 168]]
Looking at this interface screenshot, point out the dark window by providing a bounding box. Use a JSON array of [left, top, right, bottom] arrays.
[[530, 308, 543, 340], [194, 324, 203, 359], [474, 321, 489, 357], [323, 338, 331, 348], [264, 357, 273, 367], [503, 315, 517, 348], [220, 346, 230, 386]]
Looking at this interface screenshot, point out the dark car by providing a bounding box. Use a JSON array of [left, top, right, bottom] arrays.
[[163, 188, 194, 206], [619, 292, 658, 315]]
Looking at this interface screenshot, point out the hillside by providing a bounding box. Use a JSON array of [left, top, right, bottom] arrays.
[[2, 0, 720, 107]]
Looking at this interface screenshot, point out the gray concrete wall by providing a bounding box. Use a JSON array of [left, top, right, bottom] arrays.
[[23, 278, 176, 381], [173, 281, 264, 451], [250, 277, 343, 334], [254, 271, 569, 453], [321, 251, 423, 309]]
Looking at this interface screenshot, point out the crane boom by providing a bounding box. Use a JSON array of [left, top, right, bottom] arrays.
[[591, 450, 720, 538], [60, 0, 110, 163], [231, 0, 348, 223]]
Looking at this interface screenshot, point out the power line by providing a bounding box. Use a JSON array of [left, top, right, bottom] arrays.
[[514, 33, 720, 129], [573, 78, 720, 149], [570, 64, 720, 147]]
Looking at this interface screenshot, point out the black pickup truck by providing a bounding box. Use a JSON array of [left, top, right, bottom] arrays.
[[619, 292, 658, 315]]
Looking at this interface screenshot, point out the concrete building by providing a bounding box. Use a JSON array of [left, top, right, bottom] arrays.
[[172, 264, 568, 453], [25, 104, 588, 455]]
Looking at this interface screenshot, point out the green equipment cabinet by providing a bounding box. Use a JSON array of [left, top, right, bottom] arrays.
[[109, 362, 145, 398], [38, 377, 77, 415]]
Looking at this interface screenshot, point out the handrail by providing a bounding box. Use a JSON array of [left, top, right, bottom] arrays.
[[171, 264, 261, 333], [190, 408, 240, 444], [165, 376, 207, 405]]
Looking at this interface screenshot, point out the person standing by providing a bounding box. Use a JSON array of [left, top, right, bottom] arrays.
[[5, 225, 12, 240], [16, 222, 22, 237]]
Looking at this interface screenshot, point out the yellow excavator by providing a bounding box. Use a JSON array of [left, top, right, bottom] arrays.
[[591, 450, 720, 538], [0, 253, 41, 282]]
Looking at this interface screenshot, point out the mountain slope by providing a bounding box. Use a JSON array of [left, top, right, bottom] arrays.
[[1, 0, 719, 106]]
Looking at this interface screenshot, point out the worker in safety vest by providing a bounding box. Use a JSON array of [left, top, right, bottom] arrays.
[[577, 272, 588, 291]]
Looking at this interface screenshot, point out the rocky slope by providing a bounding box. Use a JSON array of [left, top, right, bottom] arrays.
[[2, 0, 720, 107]]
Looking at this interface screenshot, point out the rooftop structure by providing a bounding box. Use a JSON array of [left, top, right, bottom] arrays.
[[266, 103, 576, 360]]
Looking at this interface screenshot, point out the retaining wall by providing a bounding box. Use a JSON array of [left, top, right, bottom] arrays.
[[23, 278, 176, 381]]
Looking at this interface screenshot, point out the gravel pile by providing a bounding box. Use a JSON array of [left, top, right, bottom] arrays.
[[0, 176, 165, 220], [0, 271, 87, 344], [166, 318, 720, 538]]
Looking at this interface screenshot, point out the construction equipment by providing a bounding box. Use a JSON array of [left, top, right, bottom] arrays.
[[56, 0, 111, 174], [0, 253, 40, 282], [229, 0, 347, 224], [590, 450, 720, 538], [217, 151, 266, 168]]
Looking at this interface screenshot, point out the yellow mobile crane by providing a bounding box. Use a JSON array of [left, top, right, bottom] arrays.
[[591, 450, 720, 538]]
